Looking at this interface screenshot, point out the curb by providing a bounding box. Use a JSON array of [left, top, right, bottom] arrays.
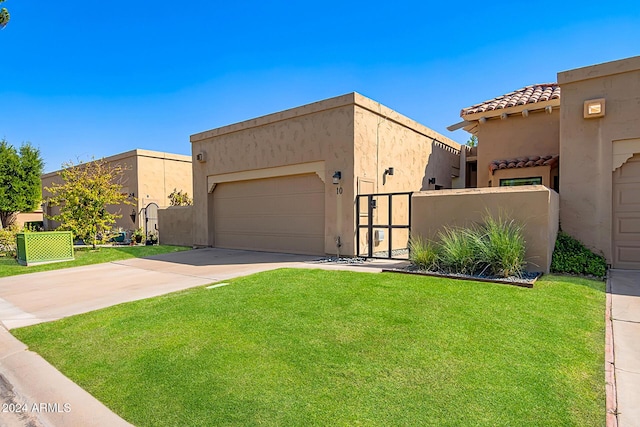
[[605, 275, 618, 427]]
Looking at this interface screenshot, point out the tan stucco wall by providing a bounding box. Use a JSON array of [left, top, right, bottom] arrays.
[[191, 92, 461, 256], [476, 111, 559, 187], [14, 211, 44, 228], [411, 186, 559, 273], [158, 206, 193, 246], [42, 149, 192, 232], [558, 55, 640, 262]]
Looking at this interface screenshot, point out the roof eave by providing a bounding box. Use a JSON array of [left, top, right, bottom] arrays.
[[461, 99, 560, 122]]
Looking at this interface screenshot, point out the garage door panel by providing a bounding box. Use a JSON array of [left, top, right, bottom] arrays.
[[215, 214, 325, 235], [615, 245, 640, 269], [217, 193, 324, 215], [615, 216, 640, 237], [615, 183, 640, 211], [613, 153, 640, 268], [213, 174, 325, 255]]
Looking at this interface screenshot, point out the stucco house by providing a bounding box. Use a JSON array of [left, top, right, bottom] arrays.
[[42, 149, 192, 234], [190, 92, 462, 256], [450, 55, 640, 270], [452, 83, 560, 191]]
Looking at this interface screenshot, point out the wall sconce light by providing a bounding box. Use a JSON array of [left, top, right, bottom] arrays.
[[130, 209, 136, 223], [428, 177, 436, 185], [384, 167, 394, 176], [332, 171, 342, 185], [583, 98, 605, 118]]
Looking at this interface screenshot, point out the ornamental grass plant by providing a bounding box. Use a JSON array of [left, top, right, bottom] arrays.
[[411, 213, 527, 278], [476, 214, 526, 278], [437, 226, 481, 275], [408, 235, 439, 271]]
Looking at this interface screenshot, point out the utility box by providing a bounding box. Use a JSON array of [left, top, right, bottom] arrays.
[[16, 231, 74, 266]]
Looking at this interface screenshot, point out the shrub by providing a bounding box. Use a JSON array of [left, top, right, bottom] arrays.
[[408, 236, 439, 271], [551, 231, 607, 279], [476, 214, 526, 278], [0, 224, 19, 257], [438, 226, 481, 275]]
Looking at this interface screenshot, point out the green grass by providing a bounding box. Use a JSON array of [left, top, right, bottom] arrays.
[[12, 269, 605, 427], [0, 245, 191, 277]]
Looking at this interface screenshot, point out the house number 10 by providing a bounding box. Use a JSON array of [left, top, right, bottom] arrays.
[[336, 187, 343, 195]]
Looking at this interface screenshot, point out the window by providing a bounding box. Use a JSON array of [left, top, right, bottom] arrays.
[[499, 177, 542, 186]]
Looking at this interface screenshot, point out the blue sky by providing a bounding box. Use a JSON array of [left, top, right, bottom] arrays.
[[2, 1, 639, 172]]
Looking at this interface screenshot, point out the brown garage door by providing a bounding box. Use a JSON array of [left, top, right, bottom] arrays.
[[613, 153, 640, 269], [213, 174, 325, 255]]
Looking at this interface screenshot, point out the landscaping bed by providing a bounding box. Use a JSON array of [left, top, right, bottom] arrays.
[[382, 265, 541, 287]]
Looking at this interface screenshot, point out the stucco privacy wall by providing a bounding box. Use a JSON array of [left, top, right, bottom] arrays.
[[191, 92, 461, 255], [558, 56, 640, 263], [42, 149, 192, 232], [475, 111, 559, 187], [411, 186, 559, 273], [158, 206, 193, 246]]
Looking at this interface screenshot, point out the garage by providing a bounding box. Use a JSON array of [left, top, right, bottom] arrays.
[[212, 173, 325, 255], [613, 153, 640, 269]]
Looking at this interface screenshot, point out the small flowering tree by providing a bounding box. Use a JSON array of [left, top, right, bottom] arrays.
[[168, 188, 193, 206], [0, 0, 10, 29], [45, 158, 134, 249]]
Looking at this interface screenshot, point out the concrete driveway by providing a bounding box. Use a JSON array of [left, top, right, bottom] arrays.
[[0, 248, 406, 427], [0, 248, 321, 330]]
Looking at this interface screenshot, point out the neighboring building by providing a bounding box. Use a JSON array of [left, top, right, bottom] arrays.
[[190, 92, 462, 256], [42, 149, 192, 233], [452, 83, 560, 190], [14, 210, 44, 229], [450, 55, 640, 270], [558, 56, 640, 270]]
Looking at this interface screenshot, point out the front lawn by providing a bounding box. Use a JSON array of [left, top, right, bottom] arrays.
[[12, 269, 605, 426], [0, 245, 190, 277]]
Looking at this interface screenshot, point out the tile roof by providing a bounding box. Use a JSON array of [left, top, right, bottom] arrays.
[[489, 155, 559, 174], [461, 84, 560, 117]]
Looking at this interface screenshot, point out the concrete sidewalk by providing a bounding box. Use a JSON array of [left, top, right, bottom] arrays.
[[609, 269, 640, 427], [0, 248, 406, 426]]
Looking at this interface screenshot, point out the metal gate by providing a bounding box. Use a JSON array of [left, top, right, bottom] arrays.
[[144, 202, 159, 239], [356, 192, 412, 260]]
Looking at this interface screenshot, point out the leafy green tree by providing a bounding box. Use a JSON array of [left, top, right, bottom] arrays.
[[45, 158, 134, 248], [0, 0, 10, 29], [168, 188, 193, 206], [0, 140, 44, 228], [467, 135, 478, 147]]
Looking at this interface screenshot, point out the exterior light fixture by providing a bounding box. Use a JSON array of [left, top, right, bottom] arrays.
[[384, 167, 394, 176], [332, 171, 342, 184], [130, 209, 136, 223], [584, 98, 605, 118]]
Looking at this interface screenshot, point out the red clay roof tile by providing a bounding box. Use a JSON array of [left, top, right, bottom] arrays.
[[461, 84, 560, 117], [489, 155, 559, 174]]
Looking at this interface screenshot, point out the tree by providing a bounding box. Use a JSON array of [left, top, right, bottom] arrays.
[[0, 0, 10, 29], [467, 135, 478, 147], [168, 188, 193, 206], [0, 140, 44, 228], [45, 158, 134, 248]]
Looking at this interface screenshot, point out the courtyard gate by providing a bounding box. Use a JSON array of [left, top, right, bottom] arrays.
[[356, 192, 412, 260], [144, 202, 159, 239]]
